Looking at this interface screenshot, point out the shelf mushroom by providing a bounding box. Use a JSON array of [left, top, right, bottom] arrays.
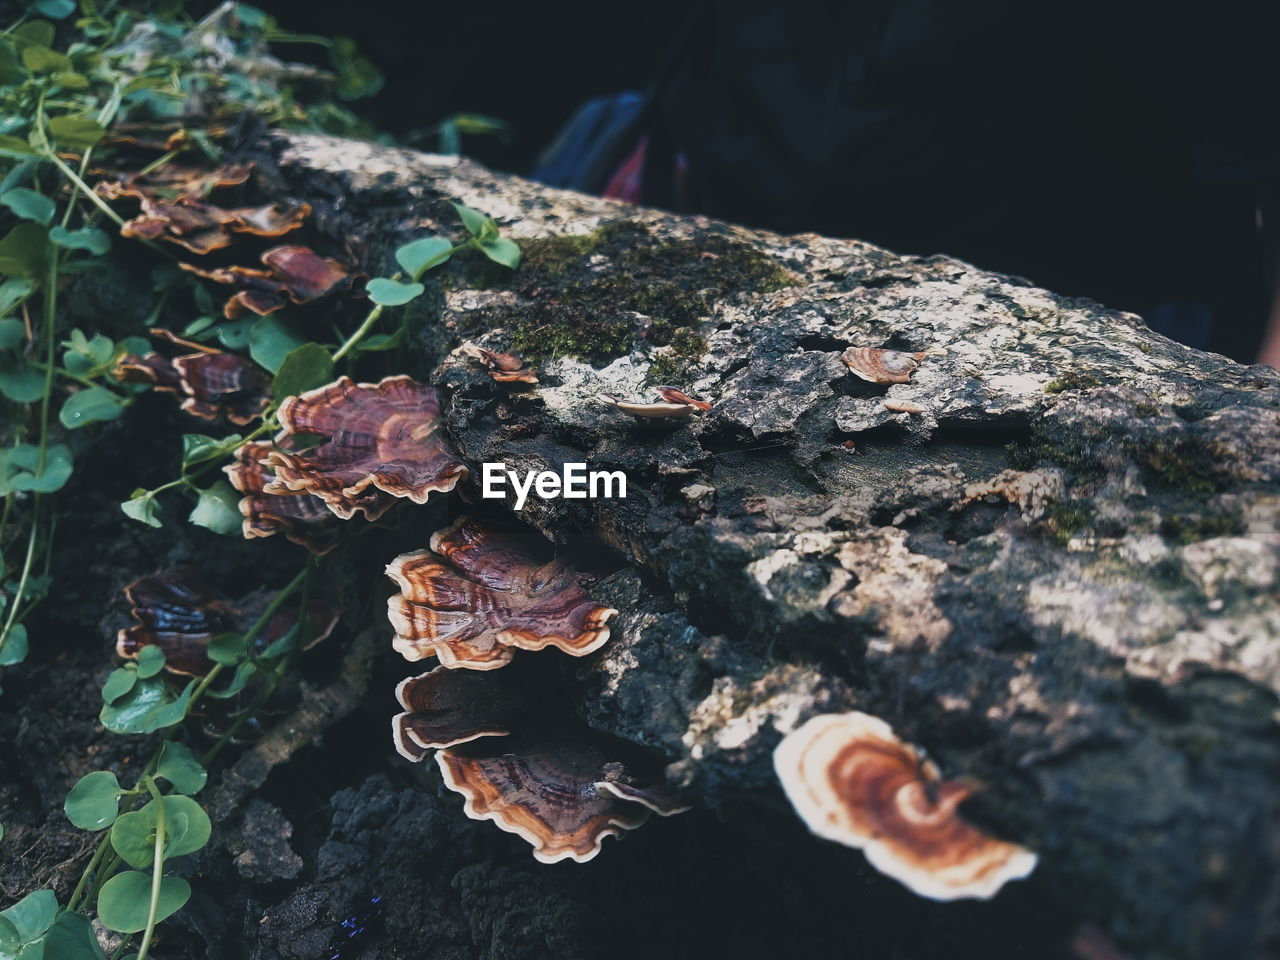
[[117, 567, 338, 677], [224, 440, 338, 554], [841, 347, 942, 384], [263, 375, 468, 521], [114, 337, 271, 426], [385, 516, 617, 669], [393, 665, 687, 863], [773, 712, 1037, 901]]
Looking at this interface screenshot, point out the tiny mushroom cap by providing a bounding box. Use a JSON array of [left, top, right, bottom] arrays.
[[841, 347, 943, 384], [654, 386, 712, 411], [436, 730, 688, 863], [264, 375, 468, 521], [599, 394, 701, 419], [386, 517, 618, 670], [773, 712, 1038, 901], [224, 440, 338, 554], [461, 344, 539, 385]]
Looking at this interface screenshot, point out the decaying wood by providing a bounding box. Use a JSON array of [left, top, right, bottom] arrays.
[[247, 132, 1280, 960]]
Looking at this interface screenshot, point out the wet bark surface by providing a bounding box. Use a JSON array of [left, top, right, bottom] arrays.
[[3, 132, 1279, 960]]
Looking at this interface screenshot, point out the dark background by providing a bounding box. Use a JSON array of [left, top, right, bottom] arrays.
[[258, 0, 686, 174]]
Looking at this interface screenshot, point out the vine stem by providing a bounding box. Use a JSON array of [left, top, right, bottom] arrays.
[[135, 777, 166, 960], [331, 302, 384, 362]]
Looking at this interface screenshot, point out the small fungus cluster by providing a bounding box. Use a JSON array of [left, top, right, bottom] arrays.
[[117, 567, 337, 678], [95, 162, 308, 255], [114, 329, 271, 425], [387, 517, 687, 861], [773, 712, 1037, 900], [600, 385, 712, 419], [262, 376, 468, 522], [461, 344, 538, 385]]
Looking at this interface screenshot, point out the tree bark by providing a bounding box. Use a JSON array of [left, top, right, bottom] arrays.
[[253, 132, 1280, 960]]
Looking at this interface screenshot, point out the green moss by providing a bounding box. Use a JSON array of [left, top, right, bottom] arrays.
[[1159, 513, 1245, 544], [463, 221, 796, 364], [1125, 439, 1218, 493], [1045, 502, 1089, 546], [1045, 371, 1102, 394], [644, 327, 709, 384]]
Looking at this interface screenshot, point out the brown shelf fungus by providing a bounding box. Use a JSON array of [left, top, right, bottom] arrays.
[[392, 664, 532, 758], [462, 344, 539, 384], [599, 385, 711, 419], [437, 731, 688, 863], [386, 516, 618, 669], [224, 440, 338, 554], [773, 712, 1038, 901], [841, 347, 942, 384], [263, 375, 467, 521], [180, 245, 360, 319], [117, 568, 338, 677]]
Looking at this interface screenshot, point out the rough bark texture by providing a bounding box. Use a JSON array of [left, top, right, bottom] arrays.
[[243, 132, 1280, 960]]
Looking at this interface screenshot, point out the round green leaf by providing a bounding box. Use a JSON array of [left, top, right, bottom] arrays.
[[59, 386, 128, 429], [49, 226, 109, 256], [121, 491, 162, 529], [47, 115, 105, 150], [0, 278, 35, 320], [0, 358, 46, 402], [135, 645, 166, 680], [99, 676, 193, 735], [206, 632, 247, 666], [0, 224, 50, 277], [248, 316, 305, 374], [180, 433, 241, 470], [110, 796, 211, 869], [0, 189, 54, 226], [0, 888, 56, 943], [33, 0, 76, 20], [0, 318, 23, 350], [272, 343, 333, 401], [214, 317, 255, 349], [394, 237, 452, 280], [156, 741, 207, 796], [451, 202, 493, 239], [96, 872, 190, 934], [189, 481, 242, 536], [0, 915, 18, 955], [365, 278, 424, 306], [2, 445, 73, 494], [101, 667, 138, 704], [479, 235, 521, 270], [0, 625, 27, 667], [42, 912, 108, 960], [64, 771, 122, 830]]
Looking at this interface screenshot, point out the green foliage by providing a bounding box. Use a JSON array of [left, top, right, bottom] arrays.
[[96, 873, 190, 934], [273, 342, 334, 399], [365, 278, 424, 306], [120, 489, 162, 528], [0, 444, 73, 494], [59, 385, 128, 428], [111, 796, 210, 868], [99, 677, 193, 734], [64, 771, 123, 830], [189, 481, 242, 536], [395, 236, 453, 279], [0, 889, 56, 948], [155, 742, 206, 795], [248, 316, 305, 373], [0, 188, 54, 224]]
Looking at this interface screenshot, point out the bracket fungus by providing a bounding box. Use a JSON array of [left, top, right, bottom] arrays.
[[437, 731, 688, 863], [599, 386, 711, 419], [180, 245, 361, 319], [263, 376, 467, 521], [117, 567, 338, 677], [224, 440, 338, 553], [462, 344, 538, 384], [386, 516, 617, 669], [392, 664, 686, 862], [841, 347, 942, 384], [96, 163, 308, 254], [773, 712, 1038, 901], [114, 336, 270, 425]]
